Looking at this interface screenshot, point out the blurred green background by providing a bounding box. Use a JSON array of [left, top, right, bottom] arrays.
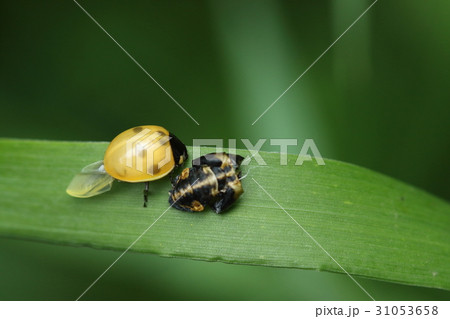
[[1, 0, 449, 300]]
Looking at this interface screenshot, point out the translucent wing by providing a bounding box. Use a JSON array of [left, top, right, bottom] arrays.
[[66, 161, 115, 198]]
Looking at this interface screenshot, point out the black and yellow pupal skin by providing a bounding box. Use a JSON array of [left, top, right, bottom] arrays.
[[169, 153, 244, 213]]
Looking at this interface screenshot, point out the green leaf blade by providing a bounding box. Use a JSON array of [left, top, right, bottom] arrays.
[[0, 138, 449, 291]]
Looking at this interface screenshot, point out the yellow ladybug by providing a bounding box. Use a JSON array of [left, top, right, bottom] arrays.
[[66, 125, 188, 206]]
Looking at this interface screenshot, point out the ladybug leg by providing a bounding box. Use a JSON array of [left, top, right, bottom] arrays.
[[143, 181, 149, 207]]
